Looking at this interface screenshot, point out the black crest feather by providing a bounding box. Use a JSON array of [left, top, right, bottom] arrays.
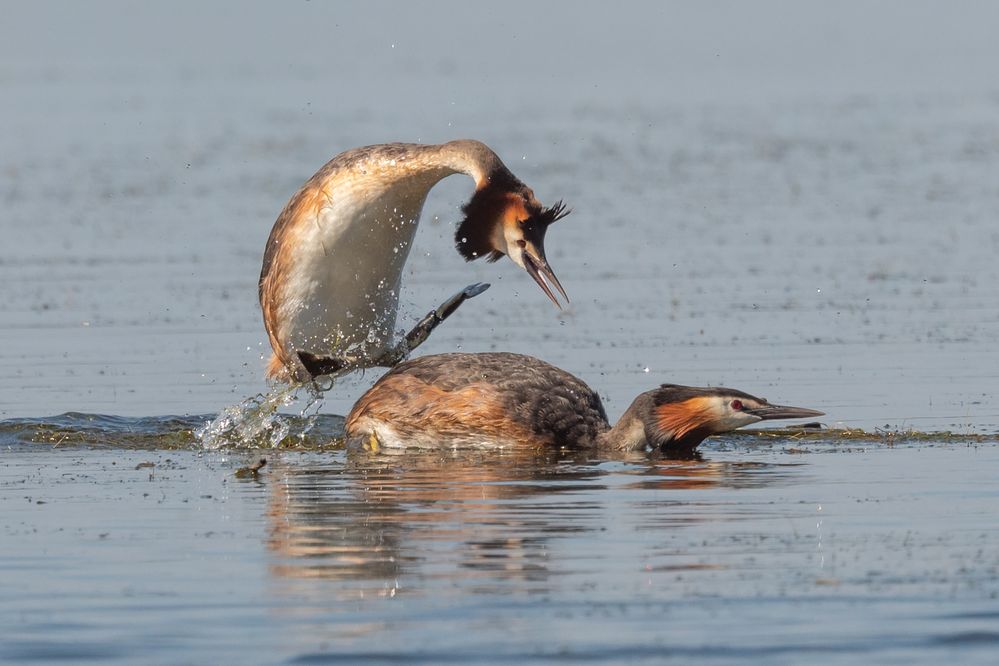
[[536, 200, 570, 228], [653, 384, 760, 406]]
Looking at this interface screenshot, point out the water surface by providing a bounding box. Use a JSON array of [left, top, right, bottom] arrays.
[[3, 427, 998, 663]]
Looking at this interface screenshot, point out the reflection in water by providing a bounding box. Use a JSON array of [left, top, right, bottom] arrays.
[[261, 447, 804, 603], [265, 450, 600, 599], [630, 455, 808, 492]]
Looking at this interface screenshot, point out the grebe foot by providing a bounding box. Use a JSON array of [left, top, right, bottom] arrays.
[[296, 351, 358, 380], [399, 282, 491, 356], [297, 283, 491, 377], [374, 282, 491, 367]]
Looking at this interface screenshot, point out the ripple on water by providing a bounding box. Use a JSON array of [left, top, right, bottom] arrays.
[[0, 405, 345, 451]]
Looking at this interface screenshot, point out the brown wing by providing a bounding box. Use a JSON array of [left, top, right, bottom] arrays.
[[258, 182, 328, 381]]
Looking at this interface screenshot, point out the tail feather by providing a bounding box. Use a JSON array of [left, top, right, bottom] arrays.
[[265, 353, 289, 382]]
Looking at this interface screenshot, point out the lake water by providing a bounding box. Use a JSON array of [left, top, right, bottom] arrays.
[[2, 2, 998, 663], [3, 428, 998, 664]]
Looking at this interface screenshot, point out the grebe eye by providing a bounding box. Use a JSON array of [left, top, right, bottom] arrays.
[[516, 239, 527, 248], [730, 399, 743, 411]]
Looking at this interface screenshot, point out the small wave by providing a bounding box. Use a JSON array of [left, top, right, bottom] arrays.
[[0, 412, 207, 449], [0, 392, 346, 451]]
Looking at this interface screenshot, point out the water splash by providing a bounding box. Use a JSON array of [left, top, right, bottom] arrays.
[[196, 383, 327, 450]]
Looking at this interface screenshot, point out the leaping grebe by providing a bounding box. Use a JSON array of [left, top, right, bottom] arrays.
[[345, 352, 824, 453], [259, 140, 570, 383]]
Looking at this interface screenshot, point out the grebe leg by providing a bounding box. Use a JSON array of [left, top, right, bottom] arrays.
[[295, 283, 490, 380], [377, 282, 491, 366]]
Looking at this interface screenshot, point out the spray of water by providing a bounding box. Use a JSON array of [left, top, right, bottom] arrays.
[[197, 382, 327, 450]]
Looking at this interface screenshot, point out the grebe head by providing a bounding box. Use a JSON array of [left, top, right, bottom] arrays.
[[455, 178, 570, 308], [634, 384, 824, 450]]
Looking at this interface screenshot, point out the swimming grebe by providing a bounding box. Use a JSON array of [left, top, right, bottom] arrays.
[[259, 141, 570, 383], [345, 352, 824, 452]]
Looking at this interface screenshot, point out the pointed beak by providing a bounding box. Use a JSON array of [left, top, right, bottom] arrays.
[[522, 249, 568, 309], [745, 404, 825, 421]]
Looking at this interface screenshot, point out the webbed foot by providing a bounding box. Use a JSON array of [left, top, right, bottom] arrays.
[[377, 282, 491, 366], [297, 282, 491, 378]]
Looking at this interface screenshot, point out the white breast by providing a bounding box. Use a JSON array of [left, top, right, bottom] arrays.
[[279, 177, 437, 361]]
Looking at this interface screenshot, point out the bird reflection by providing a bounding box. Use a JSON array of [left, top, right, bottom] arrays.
[[264, 449, 595, 597], [257, 445, 793, 602]]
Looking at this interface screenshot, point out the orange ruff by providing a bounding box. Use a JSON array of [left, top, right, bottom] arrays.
[[655, 397, 718, 443]]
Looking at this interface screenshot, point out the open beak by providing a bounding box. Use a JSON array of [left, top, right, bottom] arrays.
[[746, 404, 825, 421], [522, 250, 568, 309]]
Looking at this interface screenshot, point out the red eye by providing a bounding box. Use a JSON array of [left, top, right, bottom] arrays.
[[730, 399, 743, 411]]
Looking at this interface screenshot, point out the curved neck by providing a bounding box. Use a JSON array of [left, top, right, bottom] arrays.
[[595, 402, 649, 451], [594, 394, 715, 452], [426, 140, 515, 188], [595, 398, 717, 452]]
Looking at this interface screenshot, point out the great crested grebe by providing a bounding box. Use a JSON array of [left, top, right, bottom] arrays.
[[259, 140, 570, 383], [345, 352, 825, 452]]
